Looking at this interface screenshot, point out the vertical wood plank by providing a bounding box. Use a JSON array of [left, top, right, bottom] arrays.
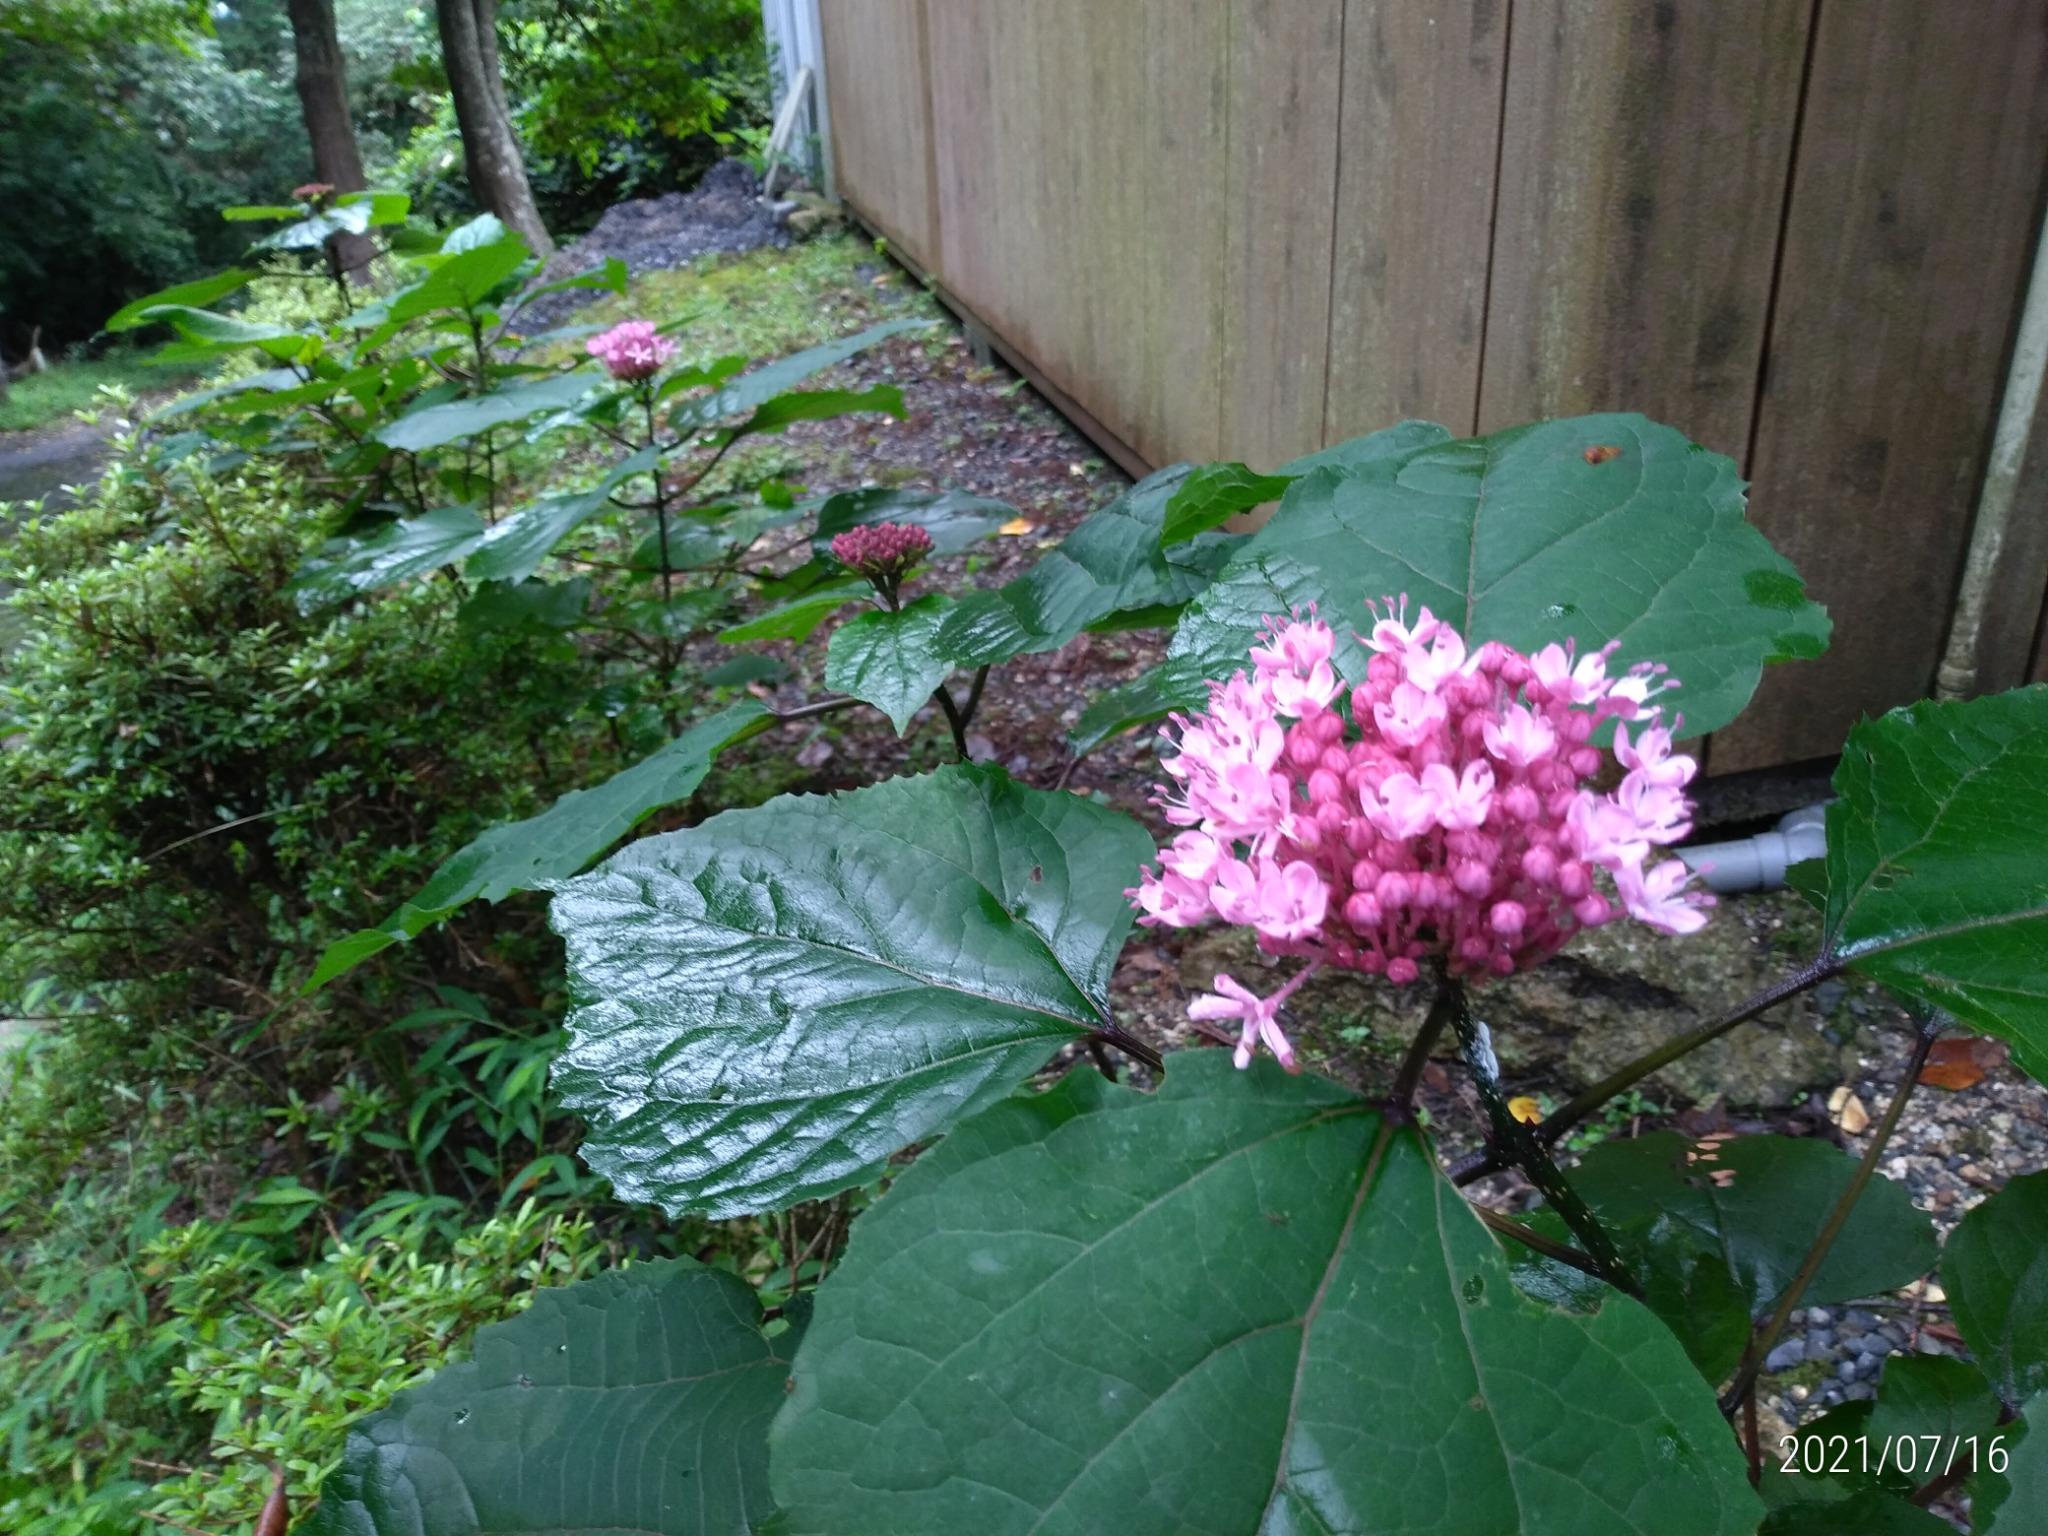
[[1323, 0, 1508, 442], [1478, 0, 1812, 457], [1712, 0, 2048, 768], [1217, 0, 1343, 468], [817, 0, 939, 267], [925, 0, 1232, 466]]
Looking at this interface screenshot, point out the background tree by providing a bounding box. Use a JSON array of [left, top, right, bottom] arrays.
[[433, 0, 552, 257], [284, 0, 375, 279]]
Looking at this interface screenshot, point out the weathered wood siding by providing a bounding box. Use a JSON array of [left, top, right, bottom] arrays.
[[819, 0, 2048, 769]]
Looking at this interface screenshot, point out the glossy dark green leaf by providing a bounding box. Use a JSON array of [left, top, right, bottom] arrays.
[[300, 1258, 800, 1536], [1161, 413, 1828, 741], [823, 595, 954, 733], [717, 384, 905, 445], [930, 464, 1237, 667], [1071, 422, 1456, 748], [288, 506, 487, 613], [377, 371, 598, 453], [1158, 462, 1296, 545], [466, 446, 662, 584], [105, 268, 258, 331], [667, 319, 929, 437], [812, 486, 1016, 556], [1815, 689, 2048, 1076], [1983, 1394, 2047, 1534], [770, 1053, 1757, 1535], [456, 578, 592, 636], [1869, 1354, 2005, 1451], [550, 765, 1155, 1219], [715, 580, 871, 643], [1758, 1489, 1956, 1535], [305, 702, 768, 991], [1945, 1169, 2048, 1407], [1530, 1132, 1935, 1378]]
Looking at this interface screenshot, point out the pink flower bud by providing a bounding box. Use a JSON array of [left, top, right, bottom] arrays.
[[585, 319, 678, 381], [1489, 900, 1526, 936]]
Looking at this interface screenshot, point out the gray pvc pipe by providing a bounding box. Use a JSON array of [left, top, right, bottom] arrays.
[[1675, 802, 1828, 894]]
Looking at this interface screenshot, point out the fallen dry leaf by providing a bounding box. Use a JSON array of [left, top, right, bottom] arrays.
[[1919, 1035, 2006, 1092], [1507, 1095, 1543, 1125], [1583, 444, 1623, 464], [998, 517, 1036, 536]]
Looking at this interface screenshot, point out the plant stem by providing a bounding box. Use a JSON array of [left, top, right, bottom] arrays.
[[933, 684, 971, 759], [1470, 1204, 1611, 1284], [1450, 954, 1839, 1186], [1717, 1016, 1942, 1416], [959, 664, 991, 729], [1388, 975, 1456, 1117], [1449, 982, 1639, 1296]]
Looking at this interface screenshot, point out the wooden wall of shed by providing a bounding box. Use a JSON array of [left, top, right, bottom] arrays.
[[819, 0, 2048, 771]]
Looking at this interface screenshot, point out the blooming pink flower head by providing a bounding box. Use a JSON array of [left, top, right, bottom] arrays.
[[830, 521, 934, 599], [1128, 600, 1712, 1070], [292, 181, 335, 204], [585, 319, 678, 382]]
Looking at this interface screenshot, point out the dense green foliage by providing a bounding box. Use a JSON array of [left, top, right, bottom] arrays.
[[0, 0, 767, 357]]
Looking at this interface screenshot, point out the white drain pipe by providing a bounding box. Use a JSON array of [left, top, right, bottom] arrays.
[[1676, 803, 1829, 894]]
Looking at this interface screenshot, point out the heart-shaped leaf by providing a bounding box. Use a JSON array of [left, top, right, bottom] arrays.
[[306, 702, 768, 991], [770, 1053, 1759, 1535], [301, 1258, 801, 1536], [824, 595, 954, 733], [1144, 413, 1828, 743], [1944, 1169, 2048, 1407], [1813, 688, 2048, 1076], [549, 765, 1155, 1219]]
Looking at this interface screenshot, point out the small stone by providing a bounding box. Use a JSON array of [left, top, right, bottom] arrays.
[[1765, 1340, 1807, 1371], [1838, 1360, 1860, 1382], [1807, 1307, 1834, 1326], [1846, 1381, 1876, 1401], [1790, 1384, 1810, 1403], [1848, 1309, 1881, 1332], [1855, 1351, 1882, 1377]]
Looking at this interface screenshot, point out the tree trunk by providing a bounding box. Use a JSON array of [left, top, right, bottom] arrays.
[[284, 0, 375, 282], [434, 0, 554, 258]]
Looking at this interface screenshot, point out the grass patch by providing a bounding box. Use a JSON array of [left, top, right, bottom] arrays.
[[0, 350, 188, 433], [558, 234, 943, 367]]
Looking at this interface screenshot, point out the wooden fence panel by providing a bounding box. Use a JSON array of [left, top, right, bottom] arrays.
[[1218, 0, 1344, 468], [817, 0, 938, 267], [1710, 0, 2048, 770], [1323, 0, 1508, 443], [925, 0, 1233, 467], [1478, 0, 1812, 459]]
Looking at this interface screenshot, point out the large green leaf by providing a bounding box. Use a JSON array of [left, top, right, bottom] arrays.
[[1944, 1169, 2048, 1408], [929, 465, 1238, 668], [1158, 461, 1297, 545], [104, 268, 258, 331], [549, 765, 1155, 1220], [824, 595, 955, 733], [1758, 1491, 1956, 1535], [1154, 413, 1828, 742], [377, 371, 599, 453], [812, 486, 1017, 556], [288, 506, 487, 613], [300, 1258, 801, 1536], [715, 579, 872, 643], [1813, 688, 2048, 1076], [465, 446, 662, 584], [1984, 1395, 2048, 1534], [667, 319, 929, 437], [1521, 1132, 1935, 1378], [770, 1053, 1757, 1535], [1071, 420, 1455, 747], [305, 702, 768, 991], [716, 384, 905, 445]]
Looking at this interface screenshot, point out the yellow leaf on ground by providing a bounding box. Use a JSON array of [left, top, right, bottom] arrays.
[[998, 517, 1036, 536], [1507, 1095, 1543, 1125]]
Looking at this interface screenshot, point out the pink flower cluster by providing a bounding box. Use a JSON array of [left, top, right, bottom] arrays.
[[585, 320, 677, 382], [1131, 600, 1712, 1071], [831, 522, 933, 584]]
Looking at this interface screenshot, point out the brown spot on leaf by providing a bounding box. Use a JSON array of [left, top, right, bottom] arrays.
[[1583, 445, 1623, 465]]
